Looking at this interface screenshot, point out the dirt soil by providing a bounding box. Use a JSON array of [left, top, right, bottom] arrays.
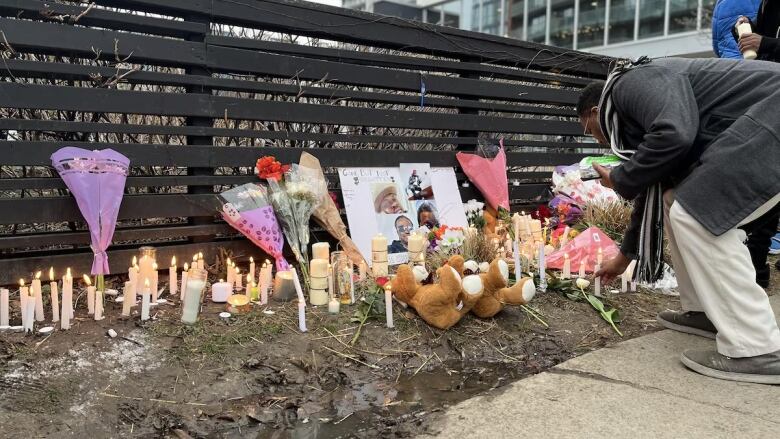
[[3, 263, 776, 439]]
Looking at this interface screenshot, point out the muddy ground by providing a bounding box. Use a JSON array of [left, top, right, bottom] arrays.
[[1, 262, 775, 438]]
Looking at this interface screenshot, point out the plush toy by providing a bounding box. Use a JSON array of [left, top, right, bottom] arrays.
[[470, 258, 536, 319], [483, 206, 498, 236], [393, 255, 483, 330]]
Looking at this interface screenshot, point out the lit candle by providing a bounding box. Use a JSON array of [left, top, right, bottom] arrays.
[[248, 273, 258, 301], [235, 266, 242, 290], [249, 256, 256, 286], [180, 262, 190, 300], [264, 259, 272, 288], [0, 288, 8, 328], [259, 264, 269, 305], [192, 254, 198, 272], [32, 271, 44, 322], [49, 268, 59, 323], [151, 262, 160, 303], [597, 247, 603, 265], [560, 226, 570, 248], [22, 280, 34, 333], [385, 284, 394, 328], [181, 269, 207, 324], [19, 279, 28, 329], [94, 288, 104, 321], [562, 253, 571, 279], [169, 256, 178, 298], [226, 258, 233, 285], [408, 233, 425, 265], [594, 264, 602, 297], [579, 259, 586, 278], [371, 234, 388, 277], [212, 280, 232, 303], [122, 281, 133, 316], [139, 251, 155, 289], [290, 267, 307, 332], [538, 242, 547, 291], [197, 252, 204, 270], [358, 261, 367, 282], [309, 258, 329, 306], [83, 275, 95, 315], [141, 279, 151, 321], [312, 242, 330, 262], [61, 269, 72, 330], [129, 256, 138, 290]]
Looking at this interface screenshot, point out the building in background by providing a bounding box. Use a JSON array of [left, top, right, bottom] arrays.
[[342, 0, 717, 58]]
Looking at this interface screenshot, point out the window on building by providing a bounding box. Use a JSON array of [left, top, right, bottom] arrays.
[[669, 0, 698, 33], [527, 0, 547, 43], [578, 0, 606, 48], [639, 0, 665, 38], [550, 0, 575, 48], [700, 0, 716, 30], [609, 0, 635, 43], [441, 0, 462, 28], [509, 0, 525, 39]]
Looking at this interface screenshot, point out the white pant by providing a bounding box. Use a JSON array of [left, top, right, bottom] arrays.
[[664, 189, 780, 357]]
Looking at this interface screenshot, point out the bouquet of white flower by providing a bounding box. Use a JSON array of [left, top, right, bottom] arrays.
[[463, 199, 486, 230]]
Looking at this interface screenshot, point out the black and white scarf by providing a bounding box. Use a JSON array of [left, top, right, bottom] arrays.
[[598, 57, 664, 284]]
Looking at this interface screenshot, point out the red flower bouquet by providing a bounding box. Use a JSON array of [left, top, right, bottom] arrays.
[[256, 156, 290, 181]]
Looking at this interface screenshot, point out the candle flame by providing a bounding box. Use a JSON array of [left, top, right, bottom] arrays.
[[171, 256, 176, 266], [35, 271, 42, 280], [227, 258, 232, 265], [132, 256, 137, 266], [83, 275, 92, 286], [198, 252, 203, 260], [153, 262, 158, 270], [184, 262, 189, 271], [250, 256, 254, 263], [66, 267, 71, 278], [246, 273, 251, 282], [19, 279, 25, 287], [49, 267, 54, 281], [564, 252, 569, 258], [235, 266, 240, 274], [265, 259, 270, 265], [192, 254, 198, 262], [144, 278, 150, 287]]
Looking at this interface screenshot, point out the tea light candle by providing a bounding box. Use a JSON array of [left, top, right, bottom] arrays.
[[578, 259, 586, 278], [61, 269, 72, 330], [122, 281, 133, 316], [0, 288, 9, 328], [94, 289, 104, 321], [140, 279, 151, 321], [211, 281, 232, 303], [151, 262, 159, 303], [83, 275, 95, 315], [385, 284, 394, 328], [562, 253, 571, 279], [249, 256, 256, 286], [169, 256, 178, 298], [372, 234, 388, 277], [180, 262, 190, 300], [313, 242, 330, 262], [32, 271, 44, 322], [48, 268, 59, 323], [291, 267, 307, 332], [226, 294, 250, 314]]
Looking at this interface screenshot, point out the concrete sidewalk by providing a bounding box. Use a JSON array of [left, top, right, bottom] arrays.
[[420, 295, 780, 439]]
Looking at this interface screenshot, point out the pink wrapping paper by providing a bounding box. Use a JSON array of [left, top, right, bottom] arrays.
[[456, 145, 509, 211], [222, 205, 289, 271], [546, 227, 620, 273]]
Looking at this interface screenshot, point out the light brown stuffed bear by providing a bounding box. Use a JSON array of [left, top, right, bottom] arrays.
[[393, 255, 483, 330], [471, 258, 536, 319]]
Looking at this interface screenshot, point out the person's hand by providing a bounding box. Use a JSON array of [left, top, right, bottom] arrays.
[[595, 253, 631, 284], [593, 163, 614, 189], [739, 33, 762, 53], [736, 16, 750, 26]]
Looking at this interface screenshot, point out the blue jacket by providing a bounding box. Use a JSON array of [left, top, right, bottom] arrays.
[[712, 0, 761, 58]]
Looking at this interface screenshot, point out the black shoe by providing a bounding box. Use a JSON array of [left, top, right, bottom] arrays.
[[681, 349, 780, 385], [657, 310, 716, 339], [756, 263, 770, 288]]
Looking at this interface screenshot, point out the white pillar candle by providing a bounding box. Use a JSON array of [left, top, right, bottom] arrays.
[[192, 254, 198, 272], [259, 265, 270, 305], [358, 261, 367, 281], [24, 292, 35, 333], [61, 270, 72, 330], [169, 257, 178, 299], [49, 268, 59, 323], [513, 240, 522, 277], [180, 262, 190, 300], [122, 281, 133, 316], [562, 253, 571, 279], [407, 233, 425, 265], [264, 260, 273, 288], [312, 242, 330, 262], [597, 247, 603, 265], [309, 258, 329, 306], [385, 284, 394, 328], [197, 252, 205, 270], [225, 258, 233, 285], [245, 273, 253, 299], [630, 280, 637, 292], [328, 263, 334, 297], [621, 271, 628, 293], [19, 280, 28, 329], [141, 279, 151, 321], [0, 288, 8, 327], [512, 212, 521, 241], [328, 297, 340, 314], [538, 242, 547, 291], [371, 234, 388, 277], [578, 259, 586, 278], [94, 290, 104, 321], [594, 264, 602, 297], [32, 272, 44, 322], [290, 267, 307, 332], [249, 256, 256, 286], [211, 281, 232, 303], [234, 267, 242, 290], [151, 262, 159, 302], [181, 272, 207, 324], [84, 275, 95, 315]]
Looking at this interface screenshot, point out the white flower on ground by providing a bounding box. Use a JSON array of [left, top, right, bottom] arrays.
[[576, 278, 591, 289]]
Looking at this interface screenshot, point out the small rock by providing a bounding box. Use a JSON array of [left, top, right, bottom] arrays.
[[107, 329, 118, 338]]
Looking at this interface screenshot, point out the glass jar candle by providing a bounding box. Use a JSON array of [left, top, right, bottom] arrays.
[[181, 267, 207, 324]]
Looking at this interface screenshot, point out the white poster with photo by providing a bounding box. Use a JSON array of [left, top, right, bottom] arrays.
[[339, 166, 467, 267]]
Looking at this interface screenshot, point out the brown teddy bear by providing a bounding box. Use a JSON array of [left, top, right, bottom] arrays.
[[393, 255, 483, 330], [470, 258, 536, 319]]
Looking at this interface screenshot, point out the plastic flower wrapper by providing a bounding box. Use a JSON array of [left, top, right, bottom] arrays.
[[220, 183, 289, 271], [51, 147, 130, 291], [299, 152, 366, 267], [265, 164, 324, 278], [456, 139, 513, 239]]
